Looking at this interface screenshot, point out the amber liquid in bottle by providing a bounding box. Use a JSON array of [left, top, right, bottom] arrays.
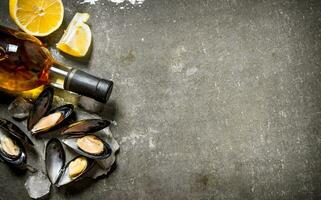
[[0, 25, 113, 103], [0, 25, 53, 92]]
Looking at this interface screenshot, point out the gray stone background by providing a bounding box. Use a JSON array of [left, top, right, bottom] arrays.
[[1, 0, 321, 199]]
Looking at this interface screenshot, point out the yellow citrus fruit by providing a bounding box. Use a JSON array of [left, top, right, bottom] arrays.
[[56, 13, 92, 57], [9, 0, 64, 37]]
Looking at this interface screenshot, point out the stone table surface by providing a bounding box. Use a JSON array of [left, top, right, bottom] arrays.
[[0, 0, 321, 199]]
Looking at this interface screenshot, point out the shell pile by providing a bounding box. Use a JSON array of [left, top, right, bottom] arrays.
[[0, 87, 119, 192]]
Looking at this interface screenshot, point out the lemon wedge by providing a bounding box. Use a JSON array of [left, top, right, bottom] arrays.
[[56, 13, 92, 57], [9, 0, 64, 37]]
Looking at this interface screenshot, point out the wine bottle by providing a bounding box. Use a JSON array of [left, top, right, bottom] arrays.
[[0, 25, 113, 103]]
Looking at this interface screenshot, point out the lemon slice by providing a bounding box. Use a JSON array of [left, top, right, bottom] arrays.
[[9, 0, 64, 37], [56, 13, 92, 57]]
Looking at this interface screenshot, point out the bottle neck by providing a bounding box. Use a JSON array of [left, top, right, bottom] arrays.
[[50, 65, 69, 77], [48, 63, 113, 103], [48, 63, 71, 90]]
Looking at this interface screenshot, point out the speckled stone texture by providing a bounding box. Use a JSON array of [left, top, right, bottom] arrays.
[[0, 0, 321, 199]]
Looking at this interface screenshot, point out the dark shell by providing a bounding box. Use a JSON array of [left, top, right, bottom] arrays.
[[27, 87, 54, 131], [56, 156, 94, 187], [0, 127, 26, 168], [62, 119, 110, 135], [49, 104, 74, 118], [31, 104, 74, 134], [62, 134, 112, 159], [45, 138, 65, 185], [0, 118, 33, 146]]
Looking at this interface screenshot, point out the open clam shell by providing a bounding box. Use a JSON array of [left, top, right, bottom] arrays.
[[45, 138, 65, 185], [31, 104, 74, 134], [62, 119, 110, 135], [62, 134, 112, 159], [56, 156, 94, 187], [0, 118, 33, 146], [0, 126, 26, 168], [27, 87, 54, 131]]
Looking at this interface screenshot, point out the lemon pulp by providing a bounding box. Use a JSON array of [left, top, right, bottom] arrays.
[[56, 13, 92, 57], [9, 0, 64, 36]]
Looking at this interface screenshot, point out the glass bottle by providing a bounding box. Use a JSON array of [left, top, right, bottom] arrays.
[[0, 25, 113, 103]]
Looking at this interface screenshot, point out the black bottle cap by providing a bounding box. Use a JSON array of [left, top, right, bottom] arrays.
[[64, 69, 113, 103]]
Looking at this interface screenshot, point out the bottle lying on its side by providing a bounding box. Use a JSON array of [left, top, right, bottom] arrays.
[[0, 25, 113, 103]]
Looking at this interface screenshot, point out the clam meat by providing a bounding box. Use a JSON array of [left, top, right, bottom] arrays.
[[68, 157, 88, 179], [31, 112, 62, 133], [0, 136, 20, 158], [76, 135, 104, 155]]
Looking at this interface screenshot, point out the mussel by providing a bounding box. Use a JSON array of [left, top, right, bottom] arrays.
[[62, 134, 111, 159], [27, 87, 74, 134], [56, 156, 93, 187], [31, 104, 74, 134], [27, 87, 54, 131], [62, 119, 111, 135], [45, 139, 94, 187], [45, 138, 65, 185], [61, 119, 112, 159], [0, 118, 33, 146], [0, 125, 26, 168]]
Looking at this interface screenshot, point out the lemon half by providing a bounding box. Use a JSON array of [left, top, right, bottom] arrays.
[[56, 13, 92, 57], [9, 0, 64, 37]]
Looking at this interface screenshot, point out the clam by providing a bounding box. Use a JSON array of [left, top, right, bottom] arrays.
[[27, 87, 54, 131], [31, 104, 74, 134], [62, 134, 111, 159], [0, 126, 26, 168], [0, 118, 33, 146], [45, 138, 65, 184], [62, 119, 110, 135], [56, 156, 93, 187]]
